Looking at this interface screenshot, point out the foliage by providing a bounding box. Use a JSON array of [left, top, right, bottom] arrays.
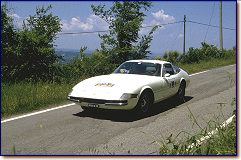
[[222, 47, 236, 59], [1, 5, 62, 83], [181, 42, 221, 63], [18, 5, 62, 82], [157, 106, 236, 155], [154, 42, 236, 65], [53, 47, 118, 84], [1, 82, 72, 117], [1, 4, 19, 82], [157, 117, 236, 155], [135, 26, 158, 59], [91, 1, 155, 64], [163, 50, 180, 64], [155, 56, 162, 60], [26, 5, 61, 44], [178, 57, 235, 75]]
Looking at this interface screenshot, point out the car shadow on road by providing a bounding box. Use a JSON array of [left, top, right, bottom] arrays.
[[72, 96, 193, 122]]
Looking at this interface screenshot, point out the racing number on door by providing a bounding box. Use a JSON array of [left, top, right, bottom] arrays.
[[169, 81, 175, 88], [163, 63, 176, 89]]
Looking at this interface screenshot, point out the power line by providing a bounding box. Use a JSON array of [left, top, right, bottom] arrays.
[[204, 2, 216, 42], [57, 21, 184, 35], [57, 19, 235, 35], [58, 30, 110, 35], [187, 20, 236, 31], [171, 22, 183, 51], [141, 20, 184, 29]]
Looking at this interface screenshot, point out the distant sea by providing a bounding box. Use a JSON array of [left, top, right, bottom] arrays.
[[55, 48, 163, 63], [55, 48, 93, 63]]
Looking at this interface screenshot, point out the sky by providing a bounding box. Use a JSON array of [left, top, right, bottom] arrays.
[[3, 1, 236, 56]]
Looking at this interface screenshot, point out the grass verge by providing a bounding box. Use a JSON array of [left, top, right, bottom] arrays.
[[178, 57, 236, 75], [1, 82, 73, 118], [192, 115, 236, 155], [1, 57, 236, 118], [157, 110, 236, 155]]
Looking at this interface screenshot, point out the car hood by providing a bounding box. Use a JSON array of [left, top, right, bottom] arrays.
[[69, 74, 158, 100]]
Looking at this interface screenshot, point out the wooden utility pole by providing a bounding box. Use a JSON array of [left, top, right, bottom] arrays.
[[183, 15, 186, 55], [220, 1, 223, 53]]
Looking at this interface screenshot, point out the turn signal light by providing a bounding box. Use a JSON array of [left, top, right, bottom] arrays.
[[130, 94, 138, 98]]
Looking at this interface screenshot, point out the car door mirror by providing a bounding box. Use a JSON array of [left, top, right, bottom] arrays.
[[165, 73, 171, 77]]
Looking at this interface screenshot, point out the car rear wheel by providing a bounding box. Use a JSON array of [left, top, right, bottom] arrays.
[[176, 81, 186, 102], [134, 91, 153, 115]]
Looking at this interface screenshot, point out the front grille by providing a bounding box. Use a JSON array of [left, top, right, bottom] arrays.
[[68, 96, 127, 104]]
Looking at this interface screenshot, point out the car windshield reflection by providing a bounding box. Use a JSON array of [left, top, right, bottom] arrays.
[[113, 62, 161, 76]]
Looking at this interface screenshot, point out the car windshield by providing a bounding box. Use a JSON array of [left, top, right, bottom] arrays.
[[113, 62, 161, 76]]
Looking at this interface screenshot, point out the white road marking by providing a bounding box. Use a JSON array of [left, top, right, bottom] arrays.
[[189, 70, 210, 77], [186, 115, 236, 151], [1, 103, 75, 124], [1, 64, 236, 124]]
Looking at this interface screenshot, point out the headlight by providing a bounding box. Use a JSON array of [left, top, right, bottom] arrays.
[[120, 93, 129, 100], [120, 93, 138, 100]]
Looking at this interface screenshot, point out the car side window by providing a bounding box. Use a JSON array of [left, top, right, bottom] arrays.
[[162, 64, 175, 77], [154, 64, 161, 76], [172, 65, 181, 74]]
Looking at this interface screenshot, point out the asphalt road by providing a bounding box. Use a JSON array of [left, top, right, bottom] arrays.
[[1, 64, 236, 155]]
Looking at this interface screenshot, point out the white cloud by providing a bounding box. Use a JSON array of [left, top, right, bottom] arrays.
[[87, 15, 109, 30], [62, 14, 109, 32], [150, 19, 166, 29], [8, 13, 24, 28], [9, 13, 20, 19], [62, 17, 93, 31], [139, 19, 166, 36], [139, 10, 175, 35], [151, 10, 175, 22]]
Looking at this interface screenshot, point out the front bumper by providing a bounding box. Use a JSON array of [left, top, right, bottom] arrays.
[[67, 96, 138, 110]]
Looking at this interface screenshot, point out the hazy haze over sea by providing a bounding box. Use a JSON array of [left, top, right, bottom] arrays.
[[55, 48, 164, 63]]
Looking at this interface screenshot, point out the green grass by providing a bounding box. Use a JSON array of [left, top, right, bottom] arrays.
[[156, 96, 236, 155], [178, 57, 236, 75], [157, 112, 236, 155], [1, 56, 236, 118], [193, 116, 236, 155], [1, 82, 73, 118]]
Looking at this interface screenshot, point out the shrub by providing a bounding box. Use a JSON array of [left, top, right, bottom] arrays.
[[180, 42, 235, 64], [163, 50, 180, 64]]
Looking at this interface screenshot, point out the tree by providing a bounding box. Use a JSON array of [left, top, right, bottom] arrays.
[[163, 50, 180, 63], [91, 2, 156, 63], [155, 56, 162, 60], [1, 5, 62, 82], [1, 4, 19, 82], [16, 5, 62, 82]]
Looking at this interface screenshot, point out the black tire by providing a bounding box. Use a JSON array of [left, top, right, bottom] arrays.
[[176, 81, 186, 102], [134, 91, 153, 115], [81, 106, 93, 112]]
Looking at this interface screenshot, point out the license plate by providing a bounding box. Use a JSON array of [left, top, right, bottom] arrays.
[[88, 104, 99, 108]]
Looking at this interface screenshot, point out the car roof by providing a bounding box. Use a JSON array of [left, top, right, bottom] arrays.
[[126, 59, 170, 65]]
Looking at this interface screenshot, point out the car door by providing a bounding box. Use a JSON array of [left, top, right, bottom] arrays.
[[172, 64, 182, 93], [161, 63, 178, 97]]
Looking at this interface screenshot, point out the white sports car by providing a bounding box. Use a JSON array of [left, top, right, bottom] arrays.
[[67, 60, 190, 114]]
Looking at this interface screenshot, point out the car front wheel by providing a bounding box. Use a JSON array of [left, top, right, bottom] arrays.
[[134, 91, 153, 115]]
